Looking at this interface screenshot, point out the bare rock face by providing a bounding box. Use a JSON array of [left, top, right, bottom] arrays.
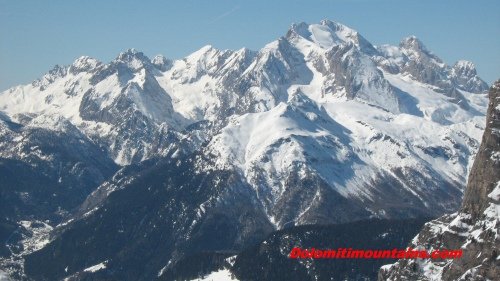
[[452, 61, 489, 93], [462, 81, 500, 220], [379, 81, 500, 281]]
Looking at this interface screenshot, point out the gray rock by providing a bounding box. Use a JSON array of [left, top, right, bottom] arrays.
[[379, 81, 500, 281]]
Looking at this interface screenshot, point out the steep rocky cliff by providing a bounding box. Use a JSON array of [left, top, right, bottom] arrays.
[[379, 81, 500, 280]]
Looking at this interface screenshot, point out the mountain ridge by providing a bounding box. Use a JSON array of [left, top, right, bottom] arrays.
[[0, 20, 491, 280]]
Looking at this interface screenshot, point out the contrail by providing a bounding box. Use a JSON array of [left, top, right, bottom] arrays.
[[208, 6, 240, 24]]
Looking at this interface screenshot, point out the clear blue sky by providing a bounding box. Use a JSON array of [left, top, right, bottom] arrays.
[[1, 0, 499, 91]]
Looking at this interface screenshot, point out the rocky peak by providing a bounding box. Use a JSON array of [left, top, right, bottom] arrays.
[[399, 36, 427, 53], [151, 55, 172, 71], [451, 60, 489, 93], [319, 19, 350, 31], [453, 60, 477, 76], [399, 36, 441, 62], [69, 56, 102, 74], [287, 21, 309, 36], [87, 49, 155, 85], [31, 64, 68, 90], [286, 20, 376, 54], [114, 48, 152, 70], [184, 45, 218, 61]]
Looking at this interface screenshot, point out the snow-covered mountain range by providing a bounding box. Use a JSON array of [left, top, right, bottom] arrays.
[[0, 20, 490, 280]]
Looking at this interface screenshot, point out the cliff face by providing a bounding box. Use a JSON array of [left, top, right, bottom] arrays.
[[379, 81, 500, 280], [462, 81, 500, 220]]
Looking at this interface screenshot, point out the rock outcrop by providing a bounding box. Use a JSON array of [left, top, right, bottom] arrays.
[[379, 81, 500, 280]]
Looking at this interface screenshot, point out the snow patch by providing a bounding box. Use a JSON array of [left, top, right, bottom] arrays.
[[189, 269, 238, 281], [83, 261, 107, 273]]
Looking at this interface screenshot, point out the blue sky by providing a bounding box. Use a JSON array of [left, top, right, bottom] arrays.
[[1, 0, 499, 91]]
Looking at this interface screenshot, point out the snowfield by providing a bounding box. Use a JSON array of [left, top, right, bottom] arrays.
[[189, 269, 239, 281]]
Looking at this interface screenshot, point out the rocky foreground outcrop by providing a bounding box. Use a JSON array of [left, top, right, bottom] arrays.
[[379, 81, 500, 280]]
